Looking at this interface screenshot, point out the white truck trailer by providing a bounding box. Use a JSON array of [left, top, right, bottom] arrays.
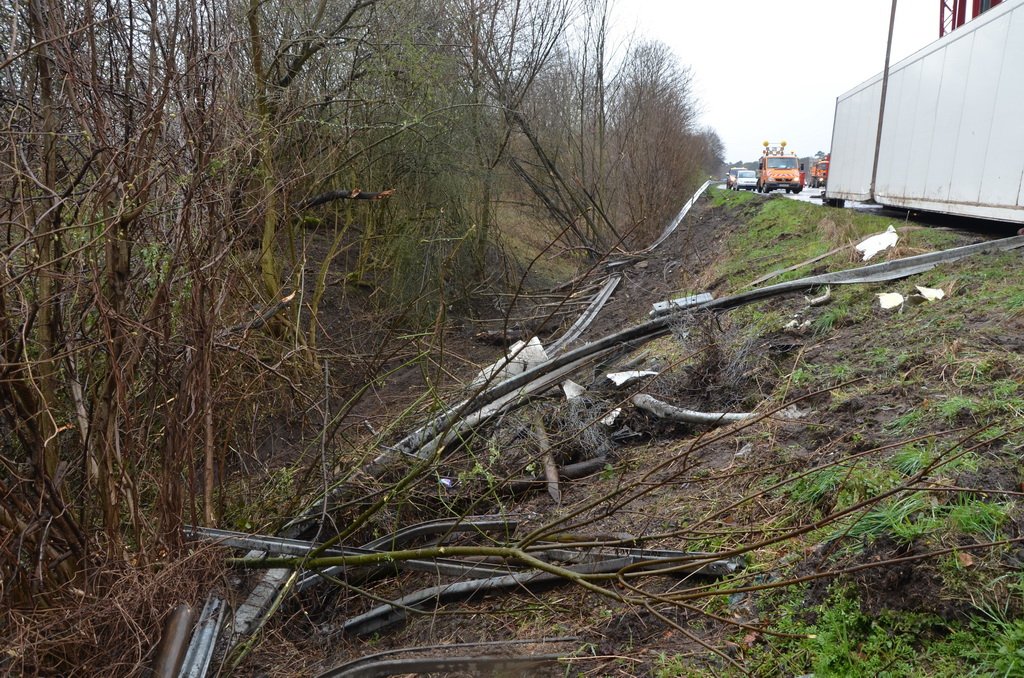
[[825, 0, 1024, 224]]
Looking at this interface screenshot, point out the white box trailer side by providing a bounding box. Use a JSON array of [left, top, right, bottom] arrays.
[[826, 0, 1024, 224]]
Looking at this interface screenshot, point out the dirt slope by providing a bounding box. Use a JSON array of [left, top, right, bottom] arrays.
[[250, 190, 1024, 677]]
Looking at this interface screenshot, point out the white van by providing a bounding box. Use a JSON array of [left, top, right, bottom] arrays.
[[734, 169, 758, 191]]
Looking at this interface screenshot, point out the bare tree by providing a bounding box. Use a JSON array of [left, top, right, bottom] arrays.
[[1, 0, 247, 601], [606, 40, 703, 243]]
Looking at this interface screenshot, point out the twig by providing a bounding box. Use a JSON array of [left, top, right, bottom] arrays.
[[216, 291, 296, 340], [297, 188, 395, 210]]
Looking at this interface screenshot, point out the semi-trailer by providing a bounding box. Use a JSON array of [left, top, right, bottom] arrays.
[[825, 0, 1024, 224]]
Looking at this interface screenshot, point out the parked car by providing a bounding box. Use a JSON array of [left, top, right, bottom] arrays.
[[735, 169, 758, 191], [726, 166, 743, 189]]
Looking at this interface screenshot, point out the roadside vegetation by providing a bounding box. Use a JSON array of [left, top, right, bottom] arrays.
[[646, 189, 1024, 676], [0, 0, 723, 673], [5, 0, 1023, 673]]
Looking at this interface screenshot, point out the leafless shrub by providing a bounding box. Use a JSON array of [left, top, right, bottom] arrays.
[[0, 0, 730, 667], [2, 547, 226, 676], [660, 311, 764, 412]]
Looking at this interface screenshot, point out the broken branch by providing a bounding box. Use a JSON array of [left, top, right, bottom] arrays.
[[298, 188, 395, 210]]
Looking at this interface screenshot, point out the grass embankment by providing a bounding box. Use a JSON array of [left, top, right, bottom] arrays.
[[661, 189, 1024, 676]]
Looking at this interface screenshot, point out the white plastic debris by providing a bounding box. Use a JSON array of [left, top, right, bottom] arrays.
[[855, 225, 898, 261], [877, 292, 905, 309], [606, 370, 658, 387], [600, 408, 622, 426], [777, 405, 809, 420], [784, 318, 811, 333], [915, 285, 945, 301], [561, 380, 585, 400], [472, 337, 549, 386]]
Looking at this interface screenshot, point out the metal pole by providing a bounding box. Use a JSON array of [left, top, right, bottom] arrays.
[[150, 604, 195, 678], [870, 0, 898, 200]]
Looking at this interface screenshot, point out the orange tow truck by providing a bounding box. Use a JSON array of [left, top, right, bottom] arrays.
[[809, 154, 830, 188], [757, 141, 803, 194]]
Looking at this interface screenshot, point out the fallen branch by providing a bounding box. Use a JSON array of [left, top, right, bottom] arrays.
[[298, 188, 395, 210], [216, 291, 296, 340]]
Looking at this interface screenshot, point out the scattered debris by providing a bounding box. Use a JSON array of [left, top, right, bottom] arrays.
[[606, 370, 659, 387], [611, 426, 642, 442], [881, 284, 946, 309], [600, 408, 623, 426], [915, 285, 945, 301], [855, 224, 899, 260], [394, 234, 1024, 461], [181, 188, 1024, 675], [784, 318, 812, 333], [561, 380, 585, 400], [776, 405, 809, 420], [909, 288, 943, 305], [877, 292, 905, 309], [805, 285, 832, 307], [473, 337, 549, 386]]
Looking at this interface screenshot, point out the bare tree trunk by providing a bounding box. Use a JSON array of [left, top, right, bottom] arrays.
[[27, 0, 60, 480]]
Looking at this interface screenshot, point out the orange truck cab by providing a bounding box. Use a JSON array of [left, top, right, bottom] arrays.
[[809, 154, 830, 188], [757, 141, 803, 194]]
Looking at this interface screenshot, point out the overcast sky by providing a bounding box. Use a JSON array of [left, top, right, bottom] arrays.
[[610, 1, 941, 163]]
